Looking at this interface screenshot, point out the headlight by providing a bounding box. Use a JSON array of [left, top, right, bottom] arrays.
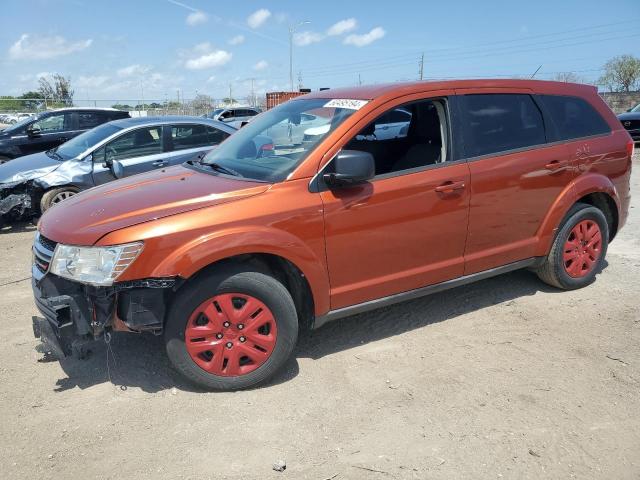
[[50, 242, 144, 286]]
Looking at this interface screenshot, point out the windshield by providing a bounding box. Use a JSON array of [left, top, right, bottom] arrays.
[[54, 123, 123, 160], [200, 98, 359, 182], [3, 114, 37, 133]]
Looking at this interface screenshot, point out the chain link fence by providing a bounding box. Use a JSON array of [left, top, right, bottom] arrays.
[[0, 97, 268, 125]]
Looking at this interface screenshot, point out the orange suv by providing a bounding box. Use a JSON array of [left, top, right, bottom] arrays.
[[32, 80, 633, 390]]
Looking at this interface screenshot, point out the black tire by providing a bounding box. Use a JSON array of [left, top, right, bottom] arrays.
[[165, 267, 299, 391], [40, 187, 79, 213], [535, 203, 608, 290], [0, 156, 10, 164]]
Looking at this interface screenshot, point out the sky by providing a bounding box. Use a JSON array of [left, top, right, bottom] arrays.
[[1, 0, 639, 106]]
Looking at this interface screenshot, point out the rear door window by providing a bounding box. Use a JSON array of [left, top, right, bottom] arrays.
[[171, 124, 229, 150], [459, 94, 546, 158], [77, 112, 104, 129], [539, 95, 610, 140]]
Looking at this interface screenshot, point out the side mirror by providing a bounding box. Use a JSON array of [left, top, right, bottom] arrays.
[[27, 124, 41, 137], [323, 150, 375, 188], [110, 159, 124, 178]]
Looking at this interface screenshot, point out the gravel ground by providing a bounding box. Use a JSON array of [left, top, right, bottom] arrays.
[[1, 153, 639, 480]]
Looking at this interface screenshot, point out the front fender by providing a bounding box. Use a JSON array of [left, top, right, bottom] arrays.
[[152, 225, 331, 315], [534, 173, 619, 256]]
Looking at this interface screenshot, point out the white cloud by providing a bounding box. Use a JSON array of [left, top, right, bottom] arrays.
[[343, 27, 385, 47], [253, 60, 268, 71], [206, 75, 216, 83], [293, 31, 324, 46], [228, 35, 245, 46], [77, 75, 110, 89], [184, 43, 232, 70], [8, 34, 92, 60], [117, 64, 150, 78], [247, 8, 271, 29], [186, 10, 207, 26], [327, 18, 357, 36]]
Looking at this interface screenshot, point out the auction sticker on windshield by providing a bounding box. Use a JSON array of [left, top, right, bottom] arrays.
[[323, 99, 369, 110]]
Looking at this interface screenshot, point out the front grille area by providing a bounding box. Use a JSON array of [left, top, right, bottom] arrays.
[[33, 232, 57, 275], [622, 119, 640, 131]]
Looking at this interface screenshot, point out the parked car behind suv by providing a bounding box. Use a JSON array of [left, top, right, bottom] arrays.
[[0, 116, 234, 223], [32, 80, 632, 391], [204, 107, 260, 128], [618, 102, 640, 141], [0, 108, 130, 163]]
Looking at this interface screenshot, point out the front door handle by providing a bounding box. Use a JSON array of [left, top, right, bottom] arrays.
[[58, 137, 68, 142], [435, 180, 466, 193], [544, 160, 565, 171], [152, 160, 168, 167]]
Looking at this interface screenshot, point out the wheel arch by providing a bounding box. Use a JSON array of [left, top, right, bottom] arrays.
[[535, 173, 620, 256], [178, 252, 316, 331], [149, 226, 330, 322]]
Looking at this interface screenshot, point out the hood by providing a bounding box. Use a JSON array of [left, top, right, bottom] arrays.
[[39, 164, 270, 245], [618, 112, 640, 121], [0, 151, 61, 183]]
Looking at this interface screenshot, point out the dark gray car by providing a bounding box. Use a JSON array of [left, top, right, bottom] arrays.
[[0, 116, 235, 224], [0, 108, 130, 162], [618, 103, 640, 141]]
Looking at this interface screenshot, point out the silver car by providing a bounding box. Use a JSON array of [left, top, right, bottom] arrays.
[[0, 116, 235, 224]]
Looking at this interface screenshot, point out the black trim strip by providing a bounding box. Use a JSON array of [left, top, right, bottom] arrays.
[[313, 257, 539, 329]]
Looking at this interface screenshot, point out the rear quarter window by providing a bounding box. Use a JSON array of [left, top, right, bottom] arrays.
[[540, 95, 610, 141]]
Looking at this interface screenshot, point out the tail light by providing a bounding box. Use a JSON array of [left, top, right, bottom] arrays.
[[627, 138, 635, 159], [260, 143, 274, 151]]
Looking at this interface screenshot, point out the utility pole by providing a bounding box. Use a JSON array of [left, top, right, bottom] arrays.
[[297, 71, 303, 91], [419, 52, 424, 80], [250, 78, 255, 106], [358, 73, 362, 86], [228, 83, 233, 105], [289, 21, 310, 92]]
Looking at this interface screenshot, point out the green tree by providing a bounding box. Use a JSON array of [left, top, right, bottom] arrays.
[[598, 55, 640, 92], [19, 91, 44, 110]]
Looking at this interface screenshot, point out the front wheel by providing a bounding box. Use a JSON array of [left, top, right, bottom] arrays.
[[535, 203, 608, 290], [165, 268, 298, 391], [40, 187, 79, 213]]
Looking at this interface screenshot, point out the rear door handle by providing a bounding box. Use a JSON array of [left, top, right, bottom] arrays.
[[152, 160, 168, 167], [435, 180, 466, 193], [544, 160, 565, 171]]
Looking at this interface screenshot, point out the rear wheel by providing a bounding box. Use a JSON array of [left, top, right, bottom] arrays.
[[165, 268, 298, 391], [40, 187, 79, 213], [535, 203, 608, 290]]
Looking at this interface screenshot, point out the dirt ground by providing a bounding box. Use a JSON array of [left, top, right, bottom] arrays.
[[1, 154, 639, 480]]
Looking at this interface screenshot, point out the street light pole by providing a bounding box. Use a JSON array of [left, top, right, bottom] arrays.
[[289, 21, 310, 92]]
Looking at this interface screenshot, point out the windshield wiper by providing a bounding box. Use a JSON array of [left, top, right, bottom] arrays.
[[198, 162, 243, 177]]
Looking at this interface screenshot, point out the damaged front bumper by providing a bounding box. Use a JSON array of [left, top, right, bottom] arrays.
[[0, 181, 34, 223], [32, 233, 177, 357]]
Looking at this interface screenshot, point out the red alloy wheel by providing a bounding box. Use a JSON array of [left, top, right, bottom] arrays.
[[562, 220, 603, 278], [185, 293, 278, 376]]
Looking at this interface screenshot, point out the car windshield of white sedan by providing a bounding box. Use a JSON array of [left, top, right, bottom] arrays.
[[200, 98, 361, 182]]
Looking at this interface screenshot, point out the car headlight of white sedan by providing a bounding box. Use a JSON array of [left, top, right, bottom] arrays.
[[50, 242, 144, 286]]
